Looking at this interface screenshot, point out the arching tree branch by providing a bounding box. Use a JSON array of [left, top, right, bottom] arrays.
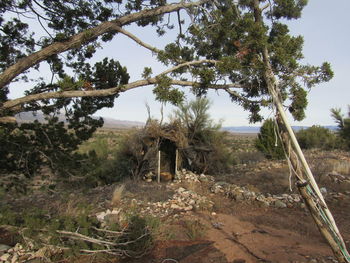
[[0, 0, 210, 89]]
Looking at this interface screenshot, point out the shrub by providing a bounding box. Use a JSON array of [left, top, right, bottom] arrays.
[[296, 125, 340, 150], [0, 205, 155, 259], [182, 220, 206, 240], [331, 107, 350, 150], [255, 119, 285, 160]]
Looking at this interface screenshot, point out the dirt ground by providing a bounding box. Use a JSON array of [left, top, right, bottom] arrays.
[[1, 151, 349, 263]]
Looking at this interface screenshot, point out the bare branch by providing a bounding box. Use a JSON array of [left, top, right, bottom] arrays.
[[112, 26, 161, 54], [0, 0, 210, 89], [223, 87, 263, 104]]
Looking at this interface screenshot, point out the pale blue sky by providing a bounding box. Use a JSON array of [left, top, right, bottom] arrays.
[[9, 0, 350, 126]]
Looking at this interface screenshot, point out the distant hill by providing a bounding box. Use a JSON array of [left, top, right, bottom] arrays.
[[15, 112, 338, 131], [223, 125, 338, 134], [15, 112, 144, 128]]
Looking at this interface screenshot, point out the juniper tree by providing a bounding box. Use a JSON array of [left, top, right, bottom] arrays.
[[1, 1, 349, 261], [331, 107, 350, 150]]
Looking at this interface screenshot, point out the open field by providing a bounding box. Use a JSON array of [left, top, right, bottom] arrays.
[[1, 130, 349, 263]]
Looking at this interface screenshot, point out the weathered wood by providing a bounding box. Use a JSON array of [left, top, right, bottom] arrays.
[[175, 149, 179, 175], [0, 116, 16, 123], [157, 150, 161, 184]]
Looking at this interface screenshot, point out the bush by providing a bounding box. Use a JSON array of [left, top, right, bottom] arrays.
[[0, 205, 155, 259], [296, 125, 340, 150], [255, 119, 285, 160], [331, 107, 350, 150]]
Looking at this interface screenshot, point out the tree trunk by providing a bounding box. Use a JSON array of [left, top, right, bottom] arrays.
[[276, 116, 350, 262]]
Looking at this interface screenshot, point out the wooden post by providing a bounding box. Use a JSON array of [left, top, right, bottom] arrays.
[[265, 62, 350, 262], [157, 150, 161, 183], [175, 149, 178, 175], [277, 124, 349, 262]]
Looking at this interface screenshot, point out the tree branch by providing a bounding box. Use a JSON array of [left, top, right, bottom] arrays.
[[0, 59, 218, 112], [0, 0, 210, 89], [223, 87, 263, 104], [111, 25, 162, 54]]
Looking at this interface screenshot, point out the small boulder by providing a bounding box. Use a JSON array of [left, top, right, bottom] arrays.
[[274, 200, 287, 208]]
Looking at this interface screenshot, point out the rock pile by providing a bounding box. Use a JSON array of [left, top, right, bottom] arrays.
[[174, 169, 215, 183], [0, 243, 60, 263], [140, 186, 213, 216], [211, 182, 303, 208]]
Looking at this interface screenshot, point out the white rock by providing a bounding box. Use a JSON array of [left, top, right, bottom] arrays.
[[96, 211, 106, 222], [0, 253, 10, 261], [170, 204, 181, 210], [11, 254, 18, 263], [184, 205, 193, 211]]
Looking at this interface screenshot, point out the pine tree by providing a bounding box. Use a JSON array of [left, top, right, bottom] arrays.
[[331, 107, 350, 150], [255, 119, 284, 160]]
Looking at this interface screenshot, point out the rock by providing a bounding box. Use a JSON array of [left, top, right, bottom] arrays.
[[184, 205, 193, 211], [171, 204, 181, 210], [199, 174, 208, 182], [320, 187, 327, 196], [274, 200, 287, 208], [178, 187, 186, 193], [11, 254, 18, 263], [0, 244, 11, 253], [0, 253, 10, 261]]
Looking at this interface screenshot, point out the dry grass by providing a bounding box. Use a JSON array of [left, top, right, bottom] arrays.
[[111, 184, 125, 207], [57, 197, 89, 217], [182, 220, 207, 240], [333, 161, 350, 175]]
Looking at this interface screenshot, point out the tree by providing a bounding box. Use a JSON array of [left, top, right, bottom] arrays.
[[0, 0, 331, 174], [0, 0, 332, 121], [296, 125, 340, 150], [172, 97, 221, 142], [255, 118, 284, 160], [172, 97, 233, 174], [1, 1, 349, 260], [331, 107, 350, 150]]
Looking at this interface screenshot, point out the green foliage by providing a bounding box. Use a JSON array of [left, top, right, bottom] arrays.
[[255, 119, 285, 160], [0, 118, 89, 177], [153, 75, 184, 105], [173, 97, 234, 174], [0, 1, 335, 183], [331, 107, 350, 150], [142, 67, 153, 79], [0, 205, 155, 259], [0, 58, 129, 177], [296, 125, 340, 150], [119, 215, 154, 257]]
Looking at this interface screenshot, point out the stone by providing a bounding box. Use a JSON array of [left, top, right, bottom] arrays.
[[199, 174, 208, 182], [274, 200, 287, 208], [11, 254, 18, 263], [184, 205, 193, 211], [171, 204, 181, 210], [0, 253, 10, 261], [0, 244, 11, 253], [320, 187, 327, 196]]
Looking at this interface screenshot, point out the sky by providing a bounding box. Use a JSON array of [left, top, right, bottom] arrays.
[[9, 0, 350, 127]]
